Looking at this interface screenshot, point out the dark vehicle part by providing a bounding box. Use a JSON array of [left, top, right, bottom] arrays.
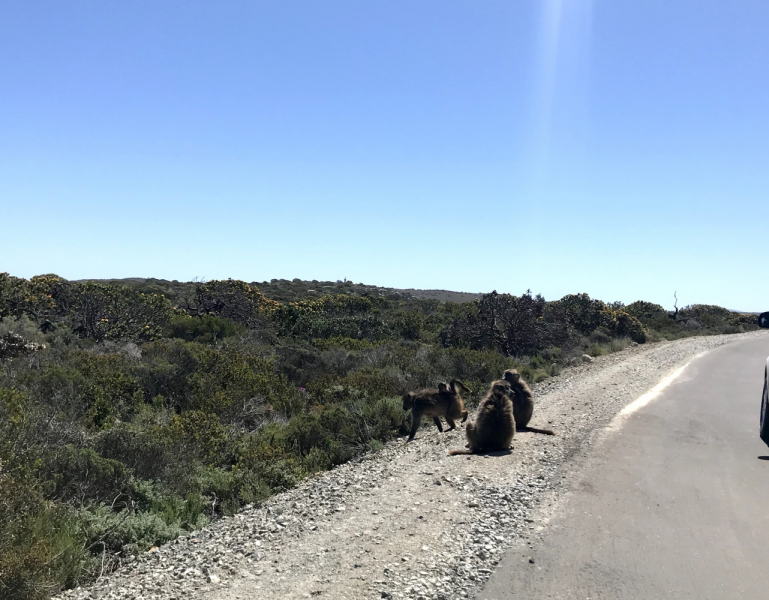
[[760, 373, 769, 446]]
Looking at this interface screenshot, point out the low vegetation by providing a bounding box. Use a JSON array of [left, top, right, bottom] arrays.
[[0, 272, 758, 599]]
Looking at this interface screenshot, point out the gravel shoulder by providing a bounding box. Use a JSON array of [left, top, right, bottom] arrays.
[[57, 331, 768, 600]]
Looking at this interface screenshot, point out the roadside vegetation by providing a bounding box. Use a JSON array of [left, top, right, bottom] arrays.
[[0, 273, 758, 599]]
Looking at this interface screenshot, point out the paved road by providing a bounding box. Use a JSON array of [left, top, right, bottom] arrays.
[[481, 335, 769, 600]]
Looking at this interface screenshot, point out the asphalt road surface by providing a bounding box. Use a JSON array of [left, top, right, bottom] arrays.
[[480, 334, 769, 600]]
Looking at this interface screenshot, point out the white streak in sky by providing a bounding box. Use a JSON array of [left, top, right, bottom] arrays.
[[528, 0, 594, 188], [534, 0, 564, 161]]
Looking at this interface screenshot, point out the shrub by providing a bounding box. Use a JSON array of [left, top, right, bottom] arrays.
[[95, 424, 191, 492], [729, 312, 759, 331], [76, 501, 201, 556], [0, 476, 88, 600], [600, 308, 646, 343], [180, 280, 278, 328], [0, 272, 29, 319], [234, 435, 307, 498], [62, 351, 144, 428], [392, 311, 426, 340], [587, 343, 608, 357], [0, 332, 46, 360], [42, 446, 132, 506], [168, 411, 227, 464], [625, 300, 667, 322], [442, 291, 571, 356], [165, 314, 242, 343], [556, 293, 606, 335], [272, 294, 391, 342], [186, 346, 297, 417], [67, 283, 173, 342], [0, 315, 46, 343], [311, 336, 375, 351]]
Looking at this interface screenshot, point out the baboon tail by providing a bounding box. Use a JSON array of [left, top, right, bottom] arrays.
[[449, 379, 472, 395], [447, 448, 476, 456], [518, 426, 556, 436]]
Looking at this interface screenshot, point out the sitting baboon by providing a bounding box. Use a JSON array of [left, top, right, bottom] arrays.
[[402, 379, 471, 441], [503, 369, 555, 435], [448, 381, 515, 455]]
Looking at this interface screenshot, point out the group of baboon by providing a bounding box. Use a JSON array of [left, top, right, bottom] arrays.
[[401, 369, 555, 455]]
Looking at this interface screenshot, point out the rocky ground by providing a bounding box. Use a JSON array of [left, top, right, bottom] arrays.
[[56, 331, 767, 600]]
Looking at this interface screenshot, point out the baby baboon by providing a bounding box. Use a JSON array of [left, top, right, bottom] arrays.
[[402, 379, 471, 442], [448, 381, 515, 455], [503, 369, 555, 435]]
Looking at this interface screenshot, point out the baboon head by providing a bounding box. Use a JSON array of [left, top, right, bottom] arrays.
[[503, 369, 520, 385], [491, 381, 511, 397], [438, 382, 450, 393], [402, 392, 416, 411]]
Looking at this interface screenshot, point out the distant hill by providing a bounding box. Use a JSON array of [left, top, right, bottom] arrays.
[[74, 277, 483, 304], [392, 288, 482, 303]]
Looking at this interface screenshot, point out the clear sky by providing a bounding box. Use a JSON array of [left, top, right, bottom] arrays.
[[1, 1, 767, 310]]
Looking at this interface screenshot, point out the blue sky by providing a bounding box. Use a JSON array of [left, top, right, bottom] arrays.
[[1, 1, 767, 310]]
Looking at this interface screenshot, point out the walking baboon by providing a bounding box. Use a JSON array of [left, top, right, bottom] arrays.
[[502, 369, 555, 435], [402, 379, 471, 441], [448, 381, 515, 455]]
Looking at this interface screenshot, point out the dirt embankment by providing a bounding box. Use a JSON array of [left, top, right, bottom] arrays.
[[56, 331, 767, 600]]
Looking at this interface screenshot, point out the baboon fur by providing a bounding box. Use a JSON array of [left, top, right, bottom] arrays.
[[502, 369, 555, 436], [448, 381, 515, 455], [402, 379, 471, 441]]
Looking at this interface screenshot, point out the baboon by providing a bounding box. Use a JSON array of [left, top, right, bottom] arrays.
[[448, 381, 515, 455], [502, 369, 555, 435], [402, 379, 471, 441]]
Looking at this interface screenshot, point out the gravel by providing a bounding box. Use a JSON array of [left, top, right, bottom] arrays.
[[55, 331, 767, 600]]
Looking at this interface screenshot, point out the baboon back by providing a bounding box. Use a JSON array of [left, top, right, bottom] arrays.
[[473, 395, 515, 451], [512, 387, 534, 428], [448, 382, 514, 455], [403, 380, 470, 441]]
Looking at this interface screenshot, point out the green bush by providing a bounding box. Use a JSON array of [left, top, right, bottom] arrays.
[[311, 336, 376, 351], [0, 315, 46, 343], [601, 309, 646, 343], [43, 446, 132, 506], [625, 300, 667, 322], [0, 467, 89, 600], [272, 294, 391, 342], [181, 279, 277, 328], [76, 503, 199, 555], [95, 424, 193, 493], [556, 293, 606, 335], [165, 314, 242, 343], [587, 343, 608, 357], [67, 283, 173, 342], [442, 291, 572, 356]]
